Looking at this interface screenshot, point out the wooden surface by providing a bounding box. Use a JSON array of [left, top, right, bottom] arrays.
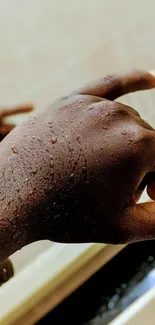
[[1, 0, 155, 125], [0, 243, 124, 325]]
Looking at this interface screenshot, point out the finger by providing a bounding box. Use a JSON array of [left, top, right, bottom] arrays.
[[0, 103, 34, 118], [0, 124, 15, 136], [147, 173, 155, 200], [79, 70, 155, 100], [128, 202, 155, 242]]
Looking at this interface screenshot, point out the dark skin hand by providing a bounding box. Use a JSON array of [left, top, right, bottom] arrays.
[[0, 71, 155, 260], [0, 103, 33, 276]]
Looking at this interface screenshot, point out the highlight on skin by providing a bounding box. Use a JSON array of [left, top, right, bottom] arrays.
[[0, 71, 155, 260]]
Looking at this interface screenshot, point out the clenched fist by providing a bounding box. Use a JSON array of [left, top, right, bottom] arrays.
[[0, 71, 155, 259]]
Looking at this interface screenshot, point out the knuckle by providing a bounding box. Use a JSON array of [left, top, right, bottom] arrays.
[[131, 126, 155, 162], [107, 101, 131, 118], [134, 127, 152, 145], [139, 118, 154, 131]]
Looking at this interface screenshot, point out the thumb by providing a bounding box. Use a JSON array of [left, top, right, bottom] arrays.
[[128, 202, 155, 242]]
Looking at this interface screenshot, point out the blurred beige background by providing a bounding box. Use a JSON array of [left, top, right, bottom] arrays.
[[1, 0, 155, 124]]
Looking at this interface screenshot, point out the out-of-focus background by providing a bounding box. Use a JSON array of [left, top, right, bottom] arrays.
[[1, 1, 155, 325], [1, 0, 155, 124]]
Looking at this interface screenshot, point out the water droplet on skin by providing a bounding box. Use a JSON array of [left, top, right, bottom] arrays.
[[25, 178, 28, 182], [29, 189, 33, 195], [51, 136, 57, 144], [48, 121, 52, 125], [82, 166, 86, 173], [31, 168, 37, 174], [76, 135, 80, 143], [50, 161, 54, 167], [69, 173, 74, 180], [11, 146, 18, 154]]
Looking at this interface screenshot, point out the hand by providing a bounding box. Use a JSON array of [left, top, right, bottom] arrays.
[[0, 71, 155, 259]]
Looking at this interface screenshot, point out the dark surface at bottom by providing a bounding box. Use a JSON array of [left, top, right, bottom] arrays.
[[38, 241, 155, 325]]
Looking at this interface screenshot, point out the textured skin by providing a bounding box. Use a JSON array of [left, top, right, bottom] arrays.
[[0, 72, 155, 259]]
